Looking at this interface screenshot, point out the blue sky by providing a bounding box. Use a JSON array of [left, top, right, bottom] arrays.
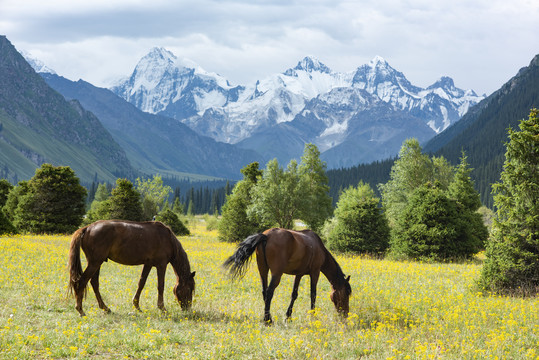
[[1, 0, 538, 95]]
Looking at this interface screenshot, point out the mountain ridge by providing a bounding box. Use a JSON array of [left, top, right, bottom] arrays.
[[110, 49, 484, 167], [0, 35, 135, 184]]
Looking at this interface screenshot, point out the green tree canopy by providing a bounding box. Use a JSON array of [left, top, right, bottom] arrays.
[[218, 162, 265, 242], [478, 109, 539, 294], [108, 178, 143, 221], [448, 151, 482, 212], [325, 181, 389, 254], [0, 179, 13, 208], [379, 138, 454, 228], [248, 159, 303, 230], [135, 174, 172, 221], [2, 181, 28, 223], [391, 182, 483, 261], [13, 164, 87, 234], [83, 183, 111, 225], [155, 208, 190, 236], [298, 143, 333, 232]]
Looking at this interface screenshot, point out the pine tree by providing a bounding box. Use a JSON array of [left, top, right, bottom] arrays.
[[478, 109, 539, 294], [107, 178, 143, 221], [448, 151, 482, 211]]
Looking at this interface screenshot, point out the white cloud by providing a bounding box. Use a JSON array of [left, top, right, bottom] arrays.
[[1, 0, 537, 94]]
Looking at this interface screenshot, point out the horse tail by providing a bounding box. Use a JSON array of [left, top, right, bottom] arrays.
[[67, 226, 86, 298], [223, 233, 268, 280]]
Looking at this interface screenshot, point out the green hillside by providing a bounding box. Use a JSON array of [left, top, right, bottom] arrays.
[[0, 35, 135, 184], [424, 54, 539, 207]]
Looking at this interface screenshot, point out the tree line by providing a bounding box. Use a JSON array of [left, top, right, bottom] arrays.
[[0, 110, 537, 295]]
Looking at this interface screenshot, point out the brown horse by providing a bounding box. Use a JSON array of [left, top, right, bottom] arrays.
[[223, 228, 351, 324], [67, 220, 195, 316]]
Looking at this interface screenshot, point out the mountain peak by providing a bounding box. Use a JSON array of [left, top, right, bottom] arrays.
[[428, 76, 455, 90], [294, 56, 332, 74], [20, 50, 57, 75], [146, 47, 177, 62], [369, 55, 389, 67]]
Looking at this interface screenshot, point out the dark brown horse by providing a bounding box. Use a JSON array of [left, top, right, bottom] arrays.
[[223, 228, 351, 324], [68, 220, 195, 316]]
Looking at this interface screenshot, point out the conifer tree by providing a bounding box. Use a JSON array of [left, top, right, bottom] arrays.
[[107, 178, 143, 221], [478, 109, 539, 294]]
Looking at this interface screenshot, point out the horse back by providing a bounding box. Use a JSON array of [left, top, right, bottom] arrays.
[[82, 220, 175, 266], [261, 228, 326, 275]]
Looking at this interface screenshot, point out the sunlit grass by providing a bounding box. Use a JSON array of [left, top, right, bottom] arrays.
[[1, 223, 538, 359]]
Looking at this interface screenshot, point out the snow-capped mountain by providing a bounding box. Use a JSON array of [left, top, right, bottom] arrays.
[[112, 49, 483, 155], [111, 47, 243, 120]]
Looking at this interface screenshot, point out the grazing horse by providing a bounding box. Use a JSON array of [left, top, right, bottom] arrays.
[[67, 220, 195, 316], [223, 228, 351, 324]]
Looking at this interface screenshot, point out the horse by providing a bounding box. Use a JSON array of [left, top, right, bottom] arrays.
[[67, 220, 195, 316], [223, 228, 351, 324]]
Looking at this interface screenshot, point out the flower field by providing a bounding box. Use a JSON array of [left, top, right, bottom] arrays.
[[1, 222, 538, 359]]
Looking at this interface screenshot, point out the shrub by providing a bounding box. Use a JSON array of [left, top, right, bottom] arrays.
[[391, 182, 483, 261], [13, 164, 86, 234], [156, 209, 190, 236], [325, 182, 389, 254]]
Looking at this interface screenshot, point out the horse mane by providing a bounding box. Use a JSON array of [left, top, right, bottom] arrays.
[[164, 224, 192, 281], [322, 245, 352, 294]]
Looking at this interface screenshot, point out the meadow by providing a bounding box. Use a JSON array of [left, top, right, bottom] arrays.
[[1, 221, 538, 359]]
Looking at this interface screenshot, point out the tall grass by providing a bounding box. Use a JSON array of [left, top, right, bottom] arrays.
[[0, 223, 538, 359]]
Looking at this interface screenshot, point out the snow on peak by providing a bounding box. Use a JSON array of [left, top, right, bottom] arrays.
[[369, 55, 389, 67], [20, 50, 57, 75], [294, 56, 332, 74]]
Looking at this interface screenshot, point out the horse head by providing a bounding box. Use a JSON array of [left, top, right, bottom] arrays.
[[330, 275, 351, 318], [174, 271, 196, 310]]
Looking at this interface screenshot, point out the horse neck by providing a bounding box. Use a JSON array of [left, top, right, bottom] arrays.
[[321, 250, 345, 290], [170, 240, 191, 284]]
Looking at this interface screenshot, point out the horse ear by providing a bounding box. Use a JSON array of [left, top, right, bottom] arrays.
[[345, 275, 350, 282], [191, 271, 196, 278]]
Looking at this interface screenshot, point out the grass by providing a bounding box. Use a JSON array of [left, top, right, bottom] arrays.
[[1, 222, 538, 359]]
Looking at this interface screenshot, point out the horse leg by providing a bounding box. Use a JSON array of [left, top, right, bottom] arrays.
[[75, 261, 101, 316], [264, 273, 282, 325], [257, 262, 269, 302], [309, 272, 320, 311], [133, 264, 152, 311], [156, 264, 167, 312], [286, 275, 302, 320], [90, 266, 110, 313]]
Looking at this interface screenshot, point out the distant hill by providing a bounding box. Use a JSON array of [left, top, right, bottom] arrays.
[[0, 36, 134, 184], [40, 74, 262, 180], [424, 54, 539, 207]]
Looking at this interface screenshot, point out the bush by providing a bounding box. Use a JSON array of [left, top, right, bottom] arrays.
[[13, 164, 86, 234], [156, 209, 190, 236], [391, 182, 483, 261], [203, 214, 219, 231], [325, 182, 390, 254]]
